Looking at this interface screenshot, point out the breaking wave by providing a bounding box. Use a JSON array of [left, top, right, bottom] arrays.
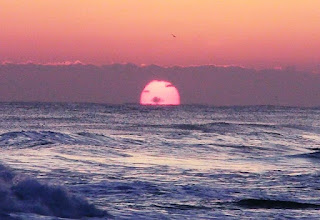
[[0, 163, 109, 218]]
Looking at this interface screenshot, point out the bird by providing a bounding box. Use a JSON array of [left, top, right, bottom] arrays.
[[171, 34, 176, 38]]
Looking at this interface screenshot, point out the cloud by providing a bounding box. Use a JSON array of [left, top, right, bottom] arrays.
[[1, 60, 85, 66], [0, 63, 319, 106]]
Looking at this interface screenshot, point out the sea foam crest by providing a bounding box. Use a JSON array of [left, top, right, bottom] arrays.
[[0, 163, 109, 218]]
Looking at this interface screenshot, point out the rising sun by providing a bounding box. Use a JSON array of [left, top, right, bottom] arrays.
[[140, 80, 180, 105]]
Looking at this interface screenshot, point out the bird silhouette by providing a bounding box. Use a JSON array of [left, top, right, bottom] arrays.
[[171, 34, 176, 38]]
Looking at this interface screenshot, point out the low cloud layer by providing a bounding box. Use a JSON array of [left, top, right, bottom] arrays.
[[0, 63, 319, 106]]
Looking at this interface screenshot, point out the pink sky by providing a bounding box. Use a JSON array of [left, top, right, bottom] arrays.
[[1, 0, 320, 70]]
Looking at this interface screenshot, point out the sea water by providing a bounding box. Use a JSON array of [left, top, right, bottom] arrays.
[[0, 102, 320, 219]]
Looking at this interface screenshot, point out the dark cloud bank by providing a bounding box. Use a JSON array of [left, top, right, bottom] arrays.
[[0, 63, 319, 106]]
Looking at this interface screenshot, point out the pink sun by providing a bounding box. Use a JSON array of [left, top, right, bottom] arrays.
[[140, 80, 180, 105]]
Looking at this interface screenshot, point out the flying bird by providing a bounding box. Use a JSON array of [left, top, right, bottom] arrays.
[[171, 34, 176, 38]]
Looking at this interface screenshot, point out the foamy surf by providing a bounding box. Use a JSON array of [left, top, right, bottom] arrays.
[[0, 164, 109, 219]]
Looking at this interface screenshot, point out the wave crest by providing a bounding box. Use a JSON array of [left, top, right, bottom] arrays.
[[0, 131, 114, 148], [0, 164, 109, 218]]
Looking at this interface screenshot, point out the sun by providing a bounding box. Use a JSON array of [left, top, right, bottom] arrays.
[[140, 80, 180, 105]]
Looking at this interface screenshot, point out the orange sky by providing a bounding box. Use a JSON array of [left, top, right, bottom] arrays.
[[1, 0, 320, 70]]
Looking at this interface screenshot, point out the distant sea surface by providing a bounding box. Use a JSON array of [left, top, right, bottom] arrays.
[[1, 102, 320, 219]]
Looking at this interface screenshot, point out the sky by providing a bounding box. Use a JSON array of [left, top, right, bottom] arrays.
[[1, 1, 320, 106], [1, 0, 320, 70]]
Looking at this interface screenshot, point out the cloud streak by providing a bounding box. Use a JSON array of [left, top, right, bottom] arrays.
[[1, 60, 85, 66]]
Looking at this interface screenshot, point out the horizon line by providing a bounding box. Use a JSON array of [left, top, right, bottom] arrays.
[[0, 101, 319, 109]]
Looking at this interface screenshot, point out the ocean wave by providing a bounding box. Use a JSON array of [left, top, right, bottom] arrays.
[[143, 121, 289, 133], [0, 131, 115, 148], [235, 198, 320, 209], [173, 122, 233, 132], [292, 151, 320, 159], [92, 180, 163, 196], [0, 163, 109, 218], [143, 122, 234, 133], [214, 143, 258, 149], [153, 203, 212, 210]]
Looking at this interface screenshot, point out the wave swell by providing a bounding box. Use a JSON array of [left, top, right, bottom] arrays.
[[0, 131, 114, 148], [236, 198, 320, 209]]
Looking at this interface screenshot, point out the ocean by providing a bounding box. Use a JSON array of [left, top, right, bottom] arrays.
[[1, 102, 320, 219]]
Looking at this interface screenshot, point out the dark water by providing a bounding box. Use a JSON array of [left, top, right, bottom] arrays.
[[1, 102, 320, 219]]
